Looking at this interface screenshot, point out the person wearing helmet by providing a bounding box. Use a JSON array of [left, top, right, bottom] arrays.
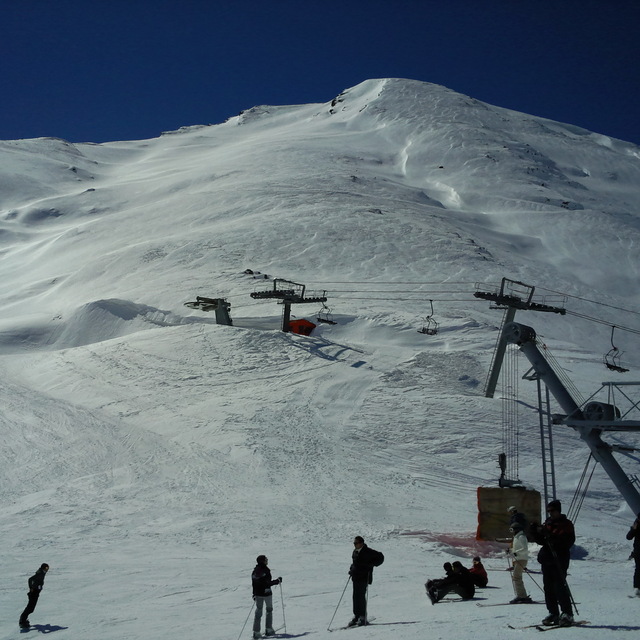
[[509, 523, 532, 603]]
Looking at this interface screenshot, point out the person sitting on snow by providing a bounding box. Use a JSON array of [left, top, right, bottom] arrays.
[[469, 556, 488, 588], [425, 560, 475, 604]]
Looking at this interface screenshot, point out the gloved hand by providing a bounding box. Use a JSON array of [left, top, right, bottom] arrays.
[[278, 577, 283, 583]]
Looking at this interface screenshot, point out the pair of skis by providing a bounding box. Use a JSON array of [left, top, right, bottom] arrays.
[[328, 617, 377, 632], [477, 600, 543, 607], [508, 620, 589, 632]]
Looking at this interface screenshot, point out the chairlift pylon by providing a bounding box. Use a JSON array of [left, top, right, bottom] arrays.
[[418, 299, 439, 335], [604, 325, 629, 373]]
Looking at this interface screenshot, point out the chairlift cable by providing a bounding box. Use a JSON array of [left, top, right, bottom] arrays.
[[535, 286, 640, 319], [565, 311, 640, 336], [567, 454, 597, 525]]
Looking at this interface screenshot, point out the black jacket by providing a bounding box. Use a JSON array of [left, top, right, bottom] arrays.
[[532, 513, 575, 565], [626, 520, 640, 554], [349, 544, 383, 585], [452, 565, 476, 599], [28, 568, 47, 592], [252, 563, 280, 597]]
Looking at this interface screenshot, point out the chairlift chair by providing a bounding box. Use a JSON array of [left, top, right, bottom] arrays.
[[316, 303, 337, 325], [418, 300, 439, 335], [604, 326, 629, 373]]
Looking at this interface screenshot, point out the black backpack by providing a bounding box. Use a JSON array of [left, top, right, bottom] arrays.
[[371, 549, 384, 567]]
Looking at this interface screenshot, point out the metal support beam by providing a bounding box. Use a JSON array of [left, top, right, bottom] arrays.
[[505, 321, 640, 515], [485, 307, 517, 398], [504, 322, 582, 418], [281, 300, 292, 333]]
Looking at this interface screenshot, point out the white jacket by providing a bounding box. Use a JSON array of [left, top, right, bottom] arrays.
[[511, 531, 529, 562]]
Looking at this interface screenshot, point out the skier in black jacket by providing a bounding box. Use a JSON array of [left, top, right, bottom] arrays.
[[531, 500, 576, 627], [348, 536, 384, 626], [251, 555, 282, 639], [19, 563, 49, 628], [626, 512, 640, 596]]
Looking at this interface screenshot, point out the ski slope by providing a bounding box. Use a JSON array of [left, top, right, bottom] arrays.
[[1, 78, 640, 639]]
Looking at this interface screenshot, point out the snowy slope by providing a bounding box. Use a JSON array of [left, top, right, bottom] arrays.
[[1, 78, 640, 639]]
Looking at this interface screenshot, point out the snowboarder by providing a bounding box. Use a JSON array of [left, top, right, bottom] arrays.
[[469, 556, 488, 588], [626, 512, 640, 597], [19, 563, 49, 629], [531, 500, 575, 626], [508, 522, 532, 603], [251, 555, 282, 639], [425, 560, 475, 604], [348, 536, 384, 626]]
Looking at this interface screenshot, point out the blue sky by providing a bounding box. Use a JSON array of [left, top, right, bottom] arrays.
[[1, 0, 639, 144]]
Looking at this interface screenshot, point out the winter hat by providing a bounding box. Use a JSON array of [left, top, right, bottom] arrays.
[[473, 556, 481, 562], [547, 500, 562, 512], [256, 555, 267, 564]]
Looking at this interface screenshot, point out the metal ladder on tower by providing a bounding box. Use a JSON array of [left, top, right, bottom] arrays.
[[525, 370, 557, 505]]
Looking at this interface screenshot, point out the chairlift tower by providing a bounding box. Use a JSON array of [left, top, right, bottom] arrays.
[[475, 278, 566, 398], [184, 296, 233, 326], [250, 279, 327, 332], [505, 321, 640, 515]]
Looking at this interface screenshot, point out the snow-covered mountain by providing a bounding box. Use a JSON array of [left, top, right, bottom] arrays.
[[1, 78, 639, 639]]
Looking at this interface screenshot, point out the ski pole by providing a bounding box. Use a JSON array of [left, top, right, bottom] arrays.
[[523, 566, 544, 594], [327, 576, 350, 631], [236, 599, 255, 640], [506, 555, 518, 597], [279, 581, 287, 633], [547, 538, 579, 616]]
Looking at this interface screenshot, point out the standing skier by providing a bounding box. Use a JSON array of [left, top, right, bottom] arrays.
[[626, 512, 640, 596], [19, 563, 49, 629], [508, 505, 529, 535], [348, 536, 384, 626], [251, 555, 282, 639], [531, 500, 575, 627], [508, 522, 532, 603]]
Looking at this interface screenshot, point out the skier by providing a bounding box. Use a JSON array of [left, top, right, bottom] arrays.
[[348, 536, 384, 626], [469, 556, 488, 588], [531, 500, 575, 627], [508, 505, 528, 535], [508, 522, 532, 603], [19, 563, 49, 629], [425, 560, 475, 604], [251, 555, 282, 639], [626, 512, 640, 596]]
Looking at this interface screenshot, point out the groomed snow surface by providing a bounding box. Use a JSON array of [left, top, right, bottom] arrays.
[[1, 79, 640, 639]]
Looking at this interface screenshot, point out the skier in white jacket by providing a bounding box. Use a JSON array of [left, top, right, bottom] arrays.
[[509, 522, 532, 603]]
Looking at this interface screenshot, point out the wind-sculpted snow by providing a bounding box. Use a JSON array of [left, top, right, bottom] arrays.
[[1, 79, 640, 639]]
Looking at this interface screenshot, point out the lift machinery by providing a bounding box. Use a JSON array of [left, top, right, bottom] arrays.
[[504, 321, 640, 515]]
